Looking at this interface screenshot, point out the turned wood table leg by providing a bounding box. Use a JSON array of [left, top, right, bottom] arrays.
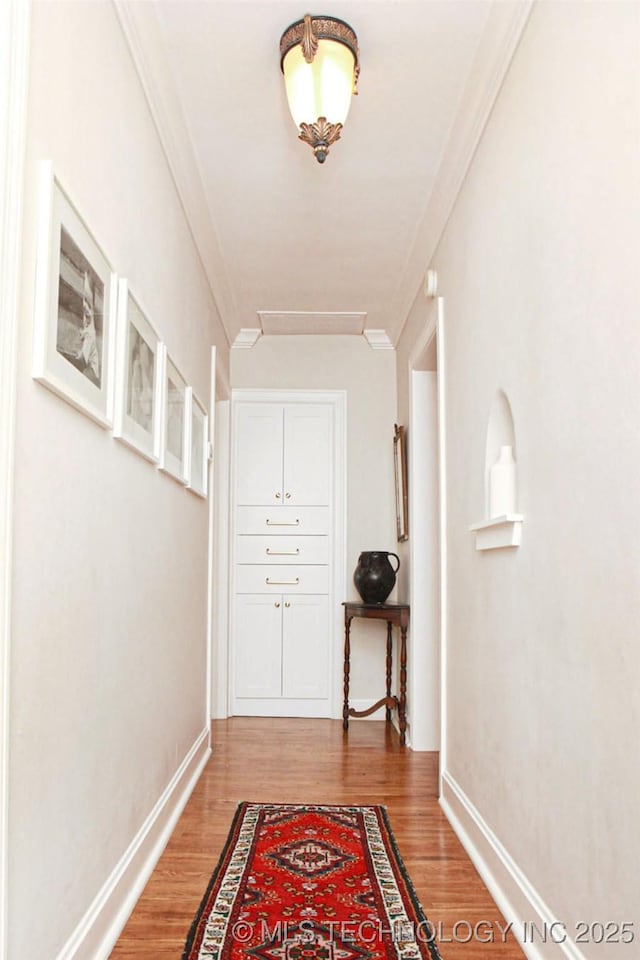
[[341, 602, 409, 746], [399, 624, 408, 747], [385, 623, 392, 722], [343, 615, 352, 731]]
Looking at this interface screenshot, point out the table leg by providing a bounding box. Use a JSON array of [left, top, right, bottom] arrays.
[[343, 615, 352, 731], [385, 623, 392, 722], [399, 624, 408, 747]]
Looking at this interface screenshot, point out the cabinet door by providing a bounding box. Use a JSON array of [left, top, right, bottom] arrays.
[[282, 595, 329, 699], [234, 595, 282, 698], [283, 405, 331, 506], [235, 404, 283, 505]]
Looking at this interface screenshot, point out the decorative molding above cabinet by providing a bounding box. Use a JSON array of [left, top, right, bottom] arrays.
[[229, 390, 346, 718]]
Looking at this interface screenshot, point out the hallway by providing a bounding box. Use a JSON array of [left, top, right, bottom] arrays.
[[110, 719, 525, 959]]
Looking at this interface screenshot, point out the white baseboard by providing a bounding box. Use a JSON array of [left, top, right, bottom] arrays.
[[440, 771, 587, 960], [231, 699, 332, 718], [55, 726, 211, 960]]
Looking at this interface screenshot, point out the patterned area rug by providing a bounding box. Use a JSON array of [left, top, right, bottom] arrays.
[[183, 802, 442, 960]]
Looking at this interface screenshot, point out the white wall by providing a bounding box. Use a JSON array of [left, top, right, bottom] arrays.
[[0, 3, 30, 957], [407, 371, 440, 751], [232, 335, 398, 706], [397, 1, 640, 956], [9, 3, 228, 957], [212, 400, 231, 718]]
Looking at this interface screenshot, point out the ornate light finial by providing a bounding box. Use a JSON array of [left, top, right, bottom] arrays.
[[301, 14, 318, 63], [299, 117, 343, 164]]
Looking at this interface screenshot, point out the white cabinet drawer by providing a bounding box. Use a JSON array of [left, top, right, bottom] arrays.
[[235, 565, 329, 594], [236, 535, 328, 565], [235, 506, 330, 535]]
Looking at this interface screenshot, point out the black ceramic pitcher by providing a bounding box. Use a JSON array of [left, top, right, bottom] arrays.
[[353, 551, 400, 605]]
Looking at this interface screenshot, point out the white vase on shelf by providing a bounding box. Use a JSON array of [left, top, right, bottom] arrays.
[[489, 445, 516, 518]]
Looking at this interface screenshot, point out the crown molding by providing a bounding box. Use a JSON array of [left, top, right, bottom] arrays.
[[113, 0, 234, 347], [232, 329, 262, 350], [258, 311, 366, 336], [363, 330, 394, 351], [391, 0, 534, 346]]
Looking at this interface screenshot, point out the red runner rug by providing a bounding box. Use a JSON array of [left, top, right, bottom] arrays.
[[183, 802, 442, 960]]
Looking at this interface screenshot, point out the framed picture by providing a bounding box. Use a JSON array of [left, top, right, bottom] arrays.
[[187, 388, 209, 499], [32, 162, 117, 427], [159, 344, 189, 484], [394, 423, 409, 542], [113, 279, 161, 462]]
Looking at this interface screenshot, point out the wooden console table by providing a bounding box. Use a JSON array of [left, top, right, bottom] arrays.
[[342, 601, 409, 747]]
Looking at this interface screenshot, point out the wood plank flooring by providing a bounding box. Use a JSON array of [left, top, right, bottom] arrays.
[[110, 718, 525, 959]]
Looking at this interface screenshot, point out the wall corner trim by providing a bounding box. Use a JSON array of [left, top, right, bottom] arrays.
[[53, 728, 211, 960], [440, 771, 587, 960], [363, 330, 394, 350], [232, 328, 262, 349]]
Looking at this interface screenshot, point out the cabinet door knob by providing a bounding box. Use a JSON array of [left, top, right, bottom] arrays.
[[284, 602, 291, 608], [274, 602, 281, 608], [275, 492, 281, 499], [285, 492, 291, 499]]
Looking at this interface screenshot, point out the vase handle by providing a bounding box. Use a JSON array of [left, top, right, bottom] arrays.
[[388, 552, 400, 573]]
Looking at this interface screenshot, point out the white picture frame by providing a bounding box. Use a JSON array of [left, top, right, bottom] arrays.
[[159, 344, 189, 484], [32, 162, 117, 427], [113, 279, 162, 462], [187, 388, 209, 499]]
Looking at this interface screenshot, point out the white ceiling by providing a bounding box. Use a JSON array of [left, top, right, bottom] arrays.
[[117, 1, 527, 347]]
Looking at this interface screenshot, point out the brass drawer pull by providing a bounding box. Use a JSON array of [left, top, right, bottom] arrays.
[[266, 518, 300, 526], [266, 548, 300, 556], [266, 577, 300, 586]]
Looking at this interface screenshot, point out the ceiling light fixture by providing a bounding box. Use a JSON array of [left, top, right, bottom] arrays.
[[279, 13, 359, 164]]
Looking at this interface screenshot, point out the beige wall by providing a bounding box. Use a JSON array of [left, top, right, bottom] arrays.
[[232, 335, 398, 702], [397, 1, 640, 952], [9, 2, 227, 956]]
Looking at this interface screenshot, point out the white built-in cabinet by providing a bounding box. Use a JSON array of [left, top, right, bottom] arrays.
[[230, 392, 345, 718]]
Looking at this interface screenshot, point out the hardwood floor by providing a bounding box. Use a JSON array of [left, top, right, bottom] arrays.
[[110, 718, 525, 959]]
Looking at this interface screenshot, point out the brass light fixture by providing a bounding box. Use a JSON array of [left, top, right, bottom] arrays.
[[279, 13, 359, 163]]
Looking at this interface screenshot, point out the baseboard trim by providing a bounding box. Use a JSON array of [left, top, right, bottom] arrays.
[[440, 771, 587, 960], [231, 700, 332, 719], [55, 725, 211, 960]]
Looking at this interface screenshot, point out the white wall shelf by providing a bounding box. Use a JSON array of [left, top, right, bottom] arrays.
[[469, 514, 524, 551]]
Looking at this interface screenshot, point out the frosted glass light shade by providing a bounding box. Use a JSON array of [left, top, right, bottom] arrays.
[[279, 15, 359, 163], [283, 39, 355, 128]]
